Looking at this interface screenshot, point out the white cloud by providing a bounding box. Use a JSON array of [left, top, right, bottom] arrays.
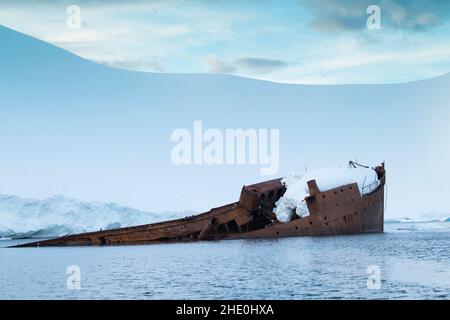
[[0, 1, 449, 84], [43, 29, 107, 44], [206, 55, 235, 73]]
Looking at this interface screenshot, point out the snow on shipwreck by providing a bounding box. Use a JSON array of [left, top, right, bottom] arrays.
[[14, 162, 386, 247]]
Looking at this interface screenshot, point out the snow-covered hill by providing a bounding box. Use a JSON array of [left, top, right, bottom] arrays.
[[0, 194, 191, 239]]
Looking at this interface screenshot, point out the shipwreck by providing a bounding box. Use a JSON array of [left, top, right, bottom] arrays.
[[15, 162, 385, 247]]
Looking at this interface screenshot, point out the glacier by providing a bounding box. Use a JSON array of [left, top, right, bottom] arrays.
[[0, 194, 192, 239]]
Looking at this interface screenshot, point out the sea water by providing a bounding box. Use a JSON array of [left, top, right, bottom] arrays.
[[1, 222, 449, 300]]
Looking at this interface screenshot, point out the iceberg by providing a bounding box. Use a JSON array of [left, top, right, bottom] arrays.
[[0, 194, 191, 238]]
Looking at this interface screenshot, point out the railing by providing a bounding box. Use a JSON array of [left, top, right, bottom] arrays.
[[362, 178, 380, 195]]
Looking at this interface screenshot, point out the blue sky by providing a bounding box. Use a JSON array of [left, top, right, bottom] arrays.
[[0, 0, 450, 84]]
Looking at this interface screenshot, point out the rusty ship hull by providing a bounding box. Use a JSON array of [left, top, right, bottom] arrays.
[[15, 163, 385, 247]]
